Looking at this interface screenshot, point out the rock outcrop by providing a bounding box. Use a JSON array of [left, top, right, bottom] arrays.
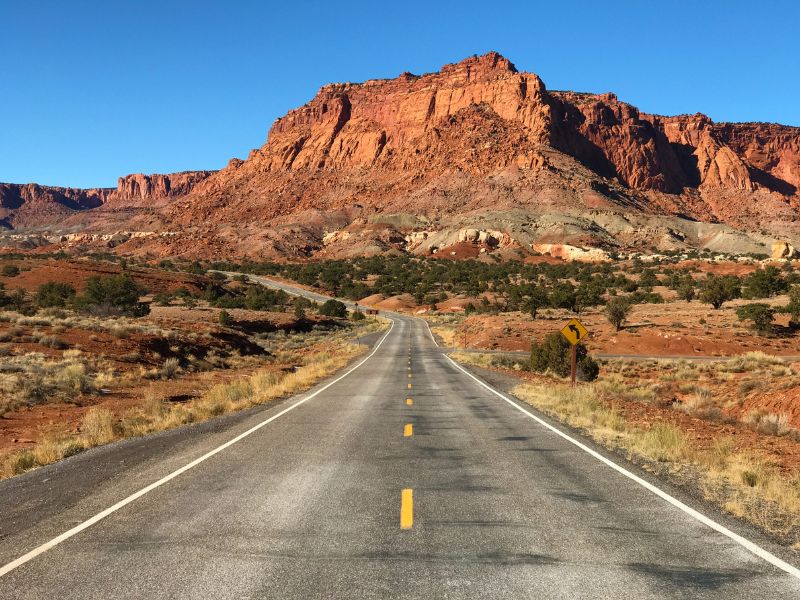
[[772, 241, 799, 260], [0, 183, 111, 228], [107, 171, 216, 206], [171, 52, 800, 237], [3, 52, 800, 260]]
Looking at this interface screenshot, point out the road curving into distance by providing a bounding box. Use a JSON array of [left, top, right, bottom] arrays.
[[0, 275, 798, 598]]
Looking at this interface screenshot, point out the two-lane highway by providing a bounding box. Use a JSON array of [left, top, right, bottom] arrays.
[[0, 282, 799, 597]]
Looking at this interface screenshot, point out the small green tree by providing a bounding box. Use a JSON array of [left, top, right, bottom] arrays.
[[736, 303, 774, 334], [743, 266, 786, 299], [74, 274, 149, 316], [319, 299, 347, 318], [785, 285, 800, 325], [530, 334, 599, 381], [638, 268, 658, 290], [605, 297, 632, 331], [35, 282, 76, 308], [350, 309, 365, 321], [699, 275, 741, 309], [676, 281, 695, 302], [218, 309, 233, 326], [526, 287, 549, 319]]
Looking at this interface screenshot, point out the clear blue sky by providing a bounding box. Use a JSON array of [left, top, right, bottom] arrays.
[[2, 0, 798, 188]]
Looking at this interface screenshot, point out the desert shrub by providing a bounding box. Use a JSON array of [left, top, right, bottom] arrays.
[[742, 266, 786, 299], [9, 450, 36, 474], [73, 275, 149, 317], [82, 407, 115, 445], [56, 363, 93, 394], [319, 299, 347, 318], [637, 423, 688, 462], [744, 410, 794, 437], [35, 282, 76, 308], [529, 334, 598, 381], [605, 297, 632, 331], [350, 309, 365, 321], [739, 378, 767, 396], [1, 264, 20, 277], [38, 335, 68, 349], [152, 292, 173, 306], [723, 351, 784, 373], [218, 309, 233, 326], [736, 303, 774, 334], [699, 275, 741, 309], [161, 357, 180, 379]]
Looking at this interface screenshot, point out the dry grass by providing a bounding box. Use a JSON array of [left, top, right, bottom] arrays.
[[504, 378, 800, 540], [1, 320, 383, 478]]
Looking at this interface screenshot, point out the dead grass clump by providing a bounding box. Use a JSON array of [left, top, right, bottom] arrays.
[[38, 335, 69, 349], [8, 451, 36, 475], [634, 423, 689, 462], [739, 379, 767, 397], [161, 357, 180, 379], [723, 352, 785, 373], [81, 407, 115, 445], [56, 363, 93, 395], [744, 410, 798, 438]]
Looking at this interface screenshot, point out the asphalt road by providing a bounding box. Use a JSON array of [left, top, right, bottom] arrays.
[[0, 280, 799, 598]]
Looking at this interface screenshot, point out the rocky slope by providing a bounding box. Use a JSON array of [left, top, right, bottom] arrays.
[[0, 183, 110, 228], [2, 52, 799, 259]]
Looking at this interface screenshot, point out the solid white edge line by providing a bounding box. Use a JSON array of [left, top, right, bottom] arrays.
[[442, 352, 800, 580], [0, 319, 396, 579]]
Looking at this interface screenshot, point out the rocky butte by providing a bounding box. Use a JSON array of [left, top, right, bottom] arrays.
[[2, 52, 799, 259]]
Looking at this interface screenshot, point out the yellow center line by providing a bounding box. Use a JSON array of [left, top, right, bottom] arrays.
[[406, 398, 413, 406], [404, 423, 413, 437], [408, 373, 412, 378], [407, 383, 412, 389], [400, 489, 413, 529]]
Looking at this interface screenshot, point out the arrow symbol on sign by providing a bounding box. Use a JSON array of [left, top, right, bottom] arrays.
[[568, 324, 581, 338]]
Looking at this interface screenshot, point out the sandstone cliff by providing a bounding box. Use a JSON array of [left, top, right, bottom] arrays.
[[171, 52, 800, 238], [3, 52, 800, 259], [0, 183, 110, 228]]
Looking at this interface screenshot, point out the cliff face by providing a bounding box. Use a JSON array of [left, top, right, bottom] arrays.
[[0, 183, 110, 228], [172, 52, 799, 235], [110, 171, 216, 204], [3, 52, 800, 258]]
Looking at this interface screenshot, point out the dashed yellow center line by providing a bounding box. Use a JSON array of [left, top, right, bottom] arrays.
[[406, 398, 413, 406], [407, 373, 412, 378], [404, 423, 413, 437], [400, 489, 413, 529], [407, 383, 412, 389]]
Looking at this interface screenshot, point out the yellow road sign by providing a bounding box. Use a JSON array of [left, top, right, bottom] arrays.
[[560, 318, 588, 345]]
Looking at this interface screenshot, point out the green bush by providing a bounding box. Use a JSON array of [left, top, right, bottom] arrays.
[[2, 264, 20, 277], [319, 299, 347, 318], [73, 274, 149, 317], [350, 309, 366, 321], [736, 303, 774, 334], [742, 266, 786, 299], [35, 282, 76, 308], [218, 309, 233, 326], [530, 334, 599, 381], [700, 275, 741, 309], [605, 297, 632, 331]]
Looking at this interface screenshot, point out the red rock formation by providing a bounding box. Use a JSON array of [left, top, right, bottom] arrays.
[[174, 52, 800, 236], [3, 52, 800, 258], [112, 171, 216, 200], [0, 183, 110, 228]]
